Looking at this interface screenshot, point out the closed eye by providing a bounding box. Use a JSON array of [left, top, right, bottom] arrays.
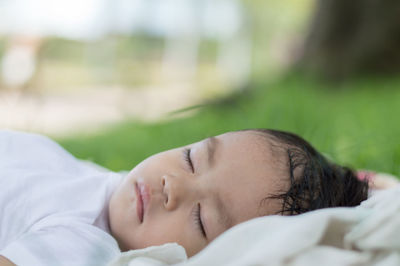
[[193, 203, 207, 238], [183, 148, 194, 173]]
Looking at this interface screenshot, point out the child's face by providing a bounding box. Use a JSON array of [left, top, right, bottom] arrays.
[[109, 131, 286, 257]]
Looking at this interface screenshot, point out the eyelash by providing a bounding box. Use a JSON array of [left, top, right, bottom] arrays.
[[194, 203, 206, 238], [183, 148, 194, 173]]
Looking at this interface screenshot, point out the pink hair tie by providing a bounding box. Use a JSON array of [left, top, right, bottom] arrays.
[[357, 170, 399, 190]]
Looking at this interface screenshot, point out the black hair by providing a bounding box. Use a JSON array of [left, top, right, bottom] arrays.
[[251, 129, 369, 215]]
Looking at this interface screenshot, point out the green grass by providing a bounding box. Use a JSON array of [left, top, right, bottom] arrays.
[[57, 75, 400, 177]]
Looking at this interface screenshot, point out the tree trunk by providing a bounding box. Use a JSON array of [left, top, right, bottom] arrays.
[[297, 0, 400, 81]]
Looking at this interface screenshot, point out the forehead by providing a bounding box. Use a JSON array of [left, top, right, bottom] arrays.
[[215, 131, 282, 169], [210, 131, 287, 224], [217, 131, 271, 158]]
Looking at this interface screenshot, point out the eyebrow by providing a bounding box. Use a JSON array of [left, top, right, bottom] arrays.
[[204, 137, 234, 235], [215, 195, 234, 231], [204, 191, 234, 241], [206, 136, 217, 167]]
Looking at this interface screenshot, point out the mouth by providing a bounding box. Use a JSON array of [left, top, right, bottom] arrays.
[[135, 182, 144, 223], [135, 181, 150, 223]]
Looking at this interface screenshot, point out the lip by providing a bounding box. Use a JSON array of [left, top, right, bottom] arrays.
[[136, 181, 150, 223]]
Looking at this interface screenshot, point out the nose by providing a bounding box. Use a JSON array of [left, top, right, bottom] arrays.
[[162, 174, 195, 211]]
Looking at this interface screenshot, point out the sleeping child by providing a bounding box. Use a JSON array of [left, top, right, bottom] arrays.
[[0, 129, 368, 266]]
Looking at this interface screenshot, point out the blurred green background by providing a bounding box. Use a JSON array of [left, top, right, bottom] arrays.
[[1, 0, 399, 176], [59, 76, 400, 175]]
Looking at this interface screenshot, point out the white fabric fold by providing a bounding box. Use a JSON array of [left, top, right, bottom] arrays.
[[108, 243, 187, 266]]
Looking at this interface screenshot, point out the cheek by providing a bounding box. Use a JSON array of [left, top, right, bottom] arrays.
[[131, 150, 181, 176], [111, 176, 136, 214], [138, 214, 186, 245], [134, 213, 204, 257], [108, 179, 137, 246]]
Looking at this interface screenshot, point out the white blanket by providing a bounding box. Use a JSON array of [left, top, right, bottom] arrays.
[[109, 185, 400, 266]]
